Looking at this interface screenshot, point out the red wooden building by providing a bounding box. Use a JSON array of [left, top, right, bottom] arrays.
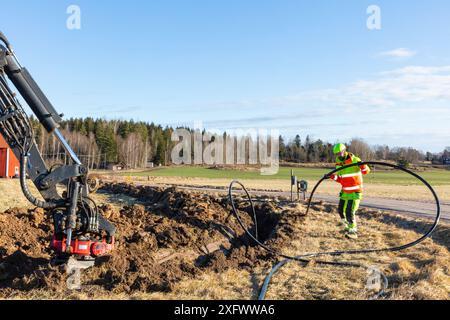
[[0, 134, 20, 178]]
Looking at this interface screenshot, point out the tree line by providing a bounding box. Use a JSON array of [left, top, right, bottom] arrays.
[[280, 135, 449, 166], [28, 117, 449, 169], [30, 117, 175, 169]]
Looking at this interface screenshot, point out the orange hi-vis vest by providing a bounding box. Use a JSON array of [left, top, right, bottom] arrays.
[[331, 153, 370, 194]]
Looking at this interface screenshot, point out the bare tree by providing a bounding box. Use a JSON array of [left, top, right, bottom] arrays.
[[374, 145, 390, 160], [348, 138, 375, 160]]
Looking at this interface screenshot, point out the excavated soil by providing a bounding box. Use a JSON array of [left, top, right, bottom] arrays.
[[0, 183, 304, 298], [0, 182, 448, 300]]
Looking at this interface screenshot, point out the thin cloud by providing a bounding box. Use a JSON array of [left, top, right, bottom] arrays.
[[379, 48, 417, 59], [380, 66, 450, 76], [165, 65, 450, 151], [195, 65, 450, 111], [287, 65, 450, 108], [89, 105, 144, 115]]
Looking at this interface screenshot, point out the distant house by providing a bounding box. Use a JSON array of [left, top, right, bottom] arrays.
[[0, 134, 20, 178], [107, 164, 124, 171], [443, 158, 450, 165]]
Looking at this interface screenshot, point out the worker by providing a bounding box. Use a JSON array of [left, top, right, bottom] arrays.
[[329, 143, 371, 239]]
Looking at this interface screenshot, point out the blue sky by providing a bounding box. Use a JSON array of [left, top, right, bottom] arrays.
[[1, 0, 450, 152]]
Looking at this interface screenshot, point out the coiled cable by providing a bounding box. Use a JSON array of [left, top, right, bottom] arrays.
[[228, 162, 441, 300]]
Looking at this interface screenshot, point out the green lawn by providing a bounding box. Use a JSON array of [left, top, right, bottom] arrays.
[[120, 166, 450, 186]]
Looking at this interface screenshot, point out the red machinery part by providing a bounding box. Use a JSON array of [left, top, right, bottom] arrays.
[[91, 239, 114, 257], [51, 236, 114, 257]]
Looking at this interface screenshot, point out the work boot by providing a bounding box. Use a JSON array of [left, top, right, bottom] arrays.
[[345, 224, 358, 239], [345, 230, 358, 239]]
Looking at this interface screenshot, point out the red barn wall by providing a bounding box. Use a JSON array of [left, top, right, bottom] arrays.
[[0, 134, 20, 178]]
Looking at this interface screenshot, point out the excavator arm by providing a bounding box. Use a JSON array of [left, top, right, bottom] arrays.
[[0, 31, 115, 263]]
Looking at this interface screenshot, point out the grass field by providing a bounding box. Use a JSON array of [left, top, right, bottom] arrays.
[[120, 166, 450, 186]]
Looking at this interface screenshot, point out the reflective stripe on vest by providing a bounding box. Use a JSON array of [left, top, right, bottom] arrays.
[[340, 172, 362, 178], [342, 186, 362, 191]]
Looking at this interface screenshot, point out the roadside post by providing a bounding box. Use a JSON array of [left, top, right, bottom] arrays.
[[290, 170, 297, 202]]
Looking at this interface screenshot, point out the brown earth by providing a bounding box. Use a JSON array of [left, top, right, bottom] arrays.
[[0, 183, 448, 300], [0, 184, 294, 298]]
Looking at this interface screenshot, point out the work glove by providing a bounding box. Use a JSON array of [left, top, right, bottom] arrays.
[[324, 173, 334, 180], [325, 173, 338, 181]]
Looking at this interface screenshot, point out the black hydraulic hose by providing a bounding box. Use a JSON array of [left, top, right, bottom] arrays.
[[235, 181, 259, 241], [229, 180, 367, 266], [258, 259, 291, 300], [304, 161, 441, 255], [258, 253, 389, 301], [20, 154, 58, 209], [228, 162, 441, 300]]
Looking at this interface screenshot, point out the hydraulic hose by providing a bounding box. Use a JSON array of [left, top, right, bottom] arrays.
[[20, 153, 58, 209], [304, 161, 441, 255], [228, 181, 360, 267], [228, 162, 441, 300]]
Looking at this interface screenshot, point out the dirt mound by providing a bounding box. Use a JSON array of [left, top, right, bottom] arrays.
[[0, 184, 301, 298], [0, 207, 66, 294], [89, 184, 296, 293]]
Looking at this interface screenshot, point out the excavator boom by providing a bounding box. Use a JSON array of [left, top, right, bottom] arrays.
[[0, 31, 115, 262]]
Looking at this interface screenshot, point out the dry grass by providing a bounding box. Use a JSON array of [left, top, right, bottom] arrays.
[[256, 208, 450, 300], [0, 179, 36, 212], [160, 206, 449, 300]]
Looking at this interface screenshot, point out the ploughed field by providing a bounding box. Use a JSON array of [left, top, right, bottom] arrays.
[[0, 183, 448, 300]]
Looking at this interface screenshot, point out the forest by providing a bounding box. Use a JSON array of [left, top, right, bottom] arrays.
[[29, 117, 450, 169]]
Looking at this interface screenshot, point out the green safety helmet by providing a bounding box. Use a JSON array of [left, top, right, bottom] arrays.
[[333, 143, 346, 154]]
